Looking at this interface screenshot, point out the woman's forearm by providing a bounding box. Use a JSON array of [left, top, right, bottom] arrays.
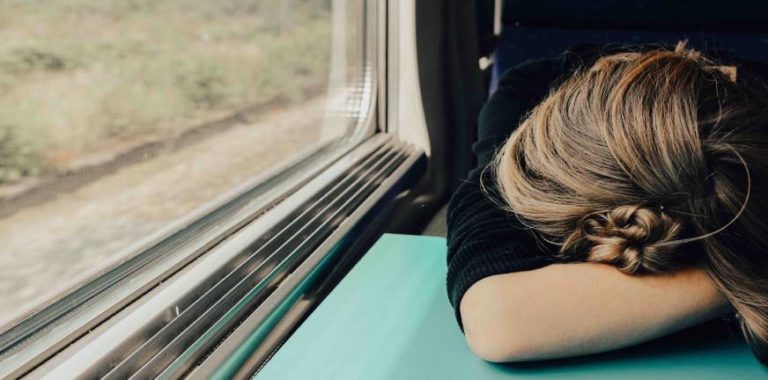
[[459, 263, 732, 363]]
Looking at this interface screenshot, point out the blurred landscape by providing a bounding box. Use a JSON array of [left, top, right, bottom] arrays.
[[0, 0, 331, 183], [0, 0, 339, 326]]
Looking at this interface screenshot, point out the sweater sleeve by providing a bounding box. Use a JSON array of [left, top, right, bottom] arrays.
[[446, 55, 573, 330]]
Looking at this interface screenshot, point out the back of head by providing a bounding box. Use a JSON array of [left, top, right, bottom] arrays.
[[493, 42, 768, 363]]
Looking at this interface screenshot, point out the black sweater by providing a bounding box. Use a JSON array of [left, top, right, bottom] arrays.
[[445, 44, 768, 329], [445, 52, 567, 330]]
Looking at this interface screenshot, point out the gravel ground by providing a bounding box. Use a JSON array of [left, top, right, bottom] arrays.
[[0, 96, 326, 327]]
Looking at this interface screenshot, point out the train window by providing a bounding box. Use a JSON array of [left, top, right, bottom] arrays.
[[0, 0, 422, 377], [0, 2, 366, 324]]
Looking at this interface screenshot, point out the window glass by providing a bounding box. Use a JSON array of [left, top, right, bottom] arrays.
[[0, 0, 371, 326]]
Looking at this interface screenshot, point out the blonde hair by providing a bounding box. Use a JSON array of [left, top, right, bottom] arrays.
[[493, 42, 768, 363]]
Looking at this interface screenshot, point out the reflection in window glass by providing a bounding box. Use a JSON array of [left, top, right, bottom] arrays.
[[0, 0, 370, 326]]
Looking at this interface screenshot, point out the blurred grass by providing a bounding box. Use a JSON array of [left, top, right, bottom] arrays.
[[0, 0, 332, 183]]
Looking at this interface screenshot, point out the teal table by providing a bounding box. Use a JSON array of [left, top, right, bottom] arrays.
[[257, 234, 767, 379]]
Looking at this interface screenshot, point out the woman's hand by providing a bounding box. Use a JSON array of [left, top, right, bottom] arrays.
[[459, 263, 732, 363]]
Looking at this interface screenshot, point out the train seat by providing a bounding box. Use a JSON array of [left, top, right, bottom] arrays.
[[491, 1, 768, 93]]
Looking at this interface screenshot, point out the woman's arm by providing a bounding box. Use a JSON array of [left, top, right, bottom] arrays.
[[460, 262, 732, 363]]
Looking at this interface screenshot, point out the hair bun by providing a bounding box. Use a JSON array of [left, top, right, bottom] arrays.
[[562, 204, 685, 274]]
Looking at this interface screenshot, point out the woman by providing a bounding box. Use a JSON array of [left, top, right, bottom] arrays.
[[446, 42, 768, 364]]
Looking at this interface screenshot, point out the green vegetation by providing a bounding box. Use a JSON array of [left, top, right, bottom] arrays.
[[0, 0, 331, 183]]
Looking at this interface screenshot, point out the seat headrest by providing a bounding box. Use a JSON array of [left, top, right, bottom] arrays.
[[503, 0, 768, 32]]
